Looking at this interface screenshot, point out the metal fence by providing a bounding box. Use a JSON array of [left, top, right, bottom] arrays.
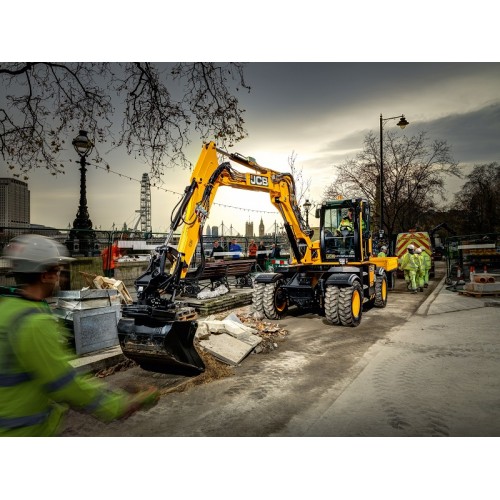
[[0, 226, 291, 288]]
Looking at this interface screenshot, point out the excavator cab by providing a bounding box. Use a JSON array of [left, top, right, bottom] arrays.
[[319, 198, 372, 264]]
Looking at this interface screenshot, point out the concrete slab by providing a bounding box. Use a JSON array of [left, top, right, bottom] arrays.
[[69, 346, 125, 374], [199, 333, 257, 365]]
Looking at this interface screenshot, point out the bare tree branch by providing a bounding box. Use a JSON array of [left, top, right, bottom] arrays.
[[0, 62, 250, 181], [323, 130, 460, 238]]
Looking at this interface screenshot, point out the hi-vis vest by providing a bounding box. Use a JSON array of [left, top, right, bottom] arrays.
[[0, 293, 128, 436], [400, 252, 420, 271]]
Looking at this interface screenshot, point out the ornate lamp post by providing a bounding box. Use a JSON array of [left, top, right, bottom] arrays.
[[68, 130, 96, 256], [303, 199, 312, 227], [379, 114, 409, 237]]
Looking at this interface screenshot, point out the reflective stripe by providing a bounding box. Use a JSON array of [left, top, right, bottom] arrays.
[[0, 410, 50, 430], [82, 392, 105, 413], [0, 371, 32, 386], [0, 308, 41, 385], [44, 368, 76, 393]]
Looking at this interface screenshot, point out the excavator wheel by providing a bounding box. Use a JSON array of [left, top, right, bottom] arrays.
[[263, 279, 288, 320], [252, 282, 266, 315], [324, 285, 341, 325], [374, 273, 388, 308], [338, 281, 363, 327]]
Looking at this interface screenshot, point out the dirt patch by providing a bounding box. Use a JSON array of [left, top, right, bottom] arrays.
[[160, 347, 234, 395], [95, 358, 138, 378]]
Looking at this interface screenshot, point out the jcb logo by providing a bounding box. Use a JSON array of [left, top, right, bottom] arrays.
[[249, 175, 268, 187]]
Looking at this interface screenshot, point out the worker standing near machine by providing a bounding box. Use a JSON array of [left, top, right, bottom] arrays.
[[377, 245, 388, 257], [419, 246, 432, 288], [399, 244, 420, 293], [101, 238, 121, 277], [248, 239, 258, 259], [229, 238, 242, 259], [415, 247, 425, 292], [0, 234, 159, 436]]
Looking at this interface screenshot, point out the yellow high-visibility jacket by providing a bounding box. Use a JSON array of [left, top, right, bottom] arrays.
[[0, 291, 129, 436], [400, 252, 420, 271], [421, 252, 432, 271]]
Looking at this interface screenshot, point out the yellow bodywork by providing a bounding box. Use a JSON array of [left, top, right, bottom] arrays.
[[173, 142, 314, 278]]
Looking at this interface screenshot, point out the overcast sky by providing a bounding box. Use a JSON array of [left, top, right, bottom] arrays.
[[11, 62, 499, 236]]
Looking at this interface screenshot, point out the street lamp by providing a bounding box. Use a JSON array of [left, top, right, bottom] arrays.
[[303, 199, 312, 227], [379, 113, 409, 235], [68, 130, 96, 256]]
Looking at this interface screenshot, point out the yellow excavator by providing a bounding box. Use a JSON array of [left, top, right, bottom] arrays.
[[117, 142, 398, 374]]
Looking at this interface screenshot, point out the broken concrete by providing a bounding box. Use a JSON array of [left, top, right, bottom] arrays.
[[196, 313, 263, 365]]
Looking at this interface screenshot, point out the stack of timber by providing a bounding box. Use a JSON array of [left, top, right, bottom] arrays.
[[79, 271, 133, 304]]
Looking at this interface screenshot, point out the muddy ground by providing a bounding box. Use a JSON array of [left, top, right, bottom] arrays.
[[59, 264, 449, 437]]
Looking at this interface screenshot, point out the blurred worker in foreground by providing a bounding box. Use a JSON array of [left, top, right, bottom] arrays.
[[420, 247, 431, 288], [377, 245, 388, 258], [0, 234, 159, 437], [415, 247, 425, 292], [399, 243, 420, 293]]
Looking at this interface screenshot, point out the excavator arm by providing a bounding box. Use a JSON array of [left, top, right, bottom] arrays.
[[170, 141, 314, 280]]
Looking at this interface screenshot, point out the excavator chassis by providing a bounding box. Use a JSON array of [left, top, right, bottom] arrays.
[[117, 305, 205, 376]]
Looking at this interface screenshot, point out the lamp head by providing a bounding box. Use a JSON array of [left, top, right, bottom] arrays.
[[72, 130, 94, 157], [397, 115, 409, 129]]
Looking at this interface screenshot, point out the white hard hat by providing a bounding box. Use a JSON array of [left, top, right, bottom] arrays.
[[408, 244, 415, 250], [381, 246, 387, 251], [3, 234, 75, 273], [415, 247, 422, 254]]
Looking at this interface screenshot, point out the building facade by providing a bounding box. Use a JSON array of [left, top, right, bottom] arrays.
[[0, 178, 30, 228], [245, 221, 254, 238]]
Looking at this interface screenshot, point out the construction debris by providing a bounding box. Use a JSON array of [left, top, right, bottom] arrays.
[[79, 271, 133, 305], [207, 308, 289, 355]]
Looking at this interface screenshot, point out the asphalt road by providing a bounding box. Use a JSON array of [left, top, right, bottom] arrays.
[[61, 262, 460, 437]]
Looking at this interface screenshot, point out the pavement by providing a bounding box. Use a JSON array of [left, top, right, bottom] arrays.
[[301, 277, 500, 436]]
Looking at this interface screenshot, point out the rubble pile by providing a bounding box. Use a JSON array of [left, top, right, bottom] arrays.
[[211, 307, 289, 354]]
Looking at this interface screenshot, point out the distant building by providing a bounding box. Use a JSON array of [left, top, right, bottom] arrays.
[[0, 178, 30, 229], [259, 217, 265, 238], [28, 224, 62, 238], [206, 225, 212, 236], [245, 221, 254, 238], [212, 225, 219, 237]]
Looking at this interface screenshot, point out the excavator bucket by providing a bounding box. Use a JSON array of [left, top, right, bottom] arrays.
[[117, 317, 205, 376]]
